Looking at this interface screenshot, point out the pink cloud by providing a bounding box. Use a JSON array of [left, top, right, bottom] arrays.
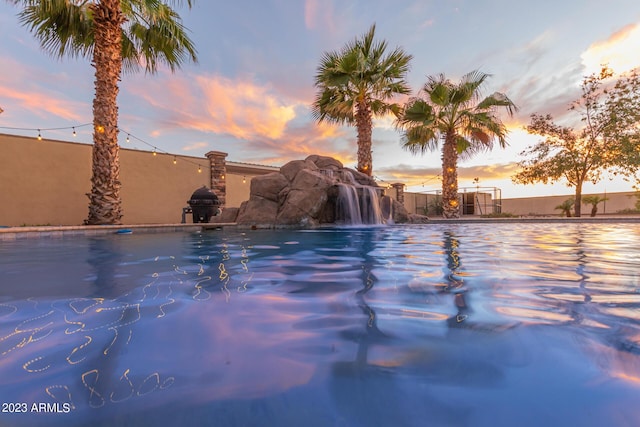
[[0, 58, 87, 122], [127, 73, 298, 142], [123, 71, 358, 164], [0, 85, 85, 122]]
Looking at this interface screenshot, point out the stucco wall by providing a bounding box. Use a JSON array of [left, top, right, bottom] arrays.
[[0, 133, 271, 226], [501, 192, 637, 216], [401, 189, 638, 217], [5, 132, 634, 225], [1, 134, 93, 226]]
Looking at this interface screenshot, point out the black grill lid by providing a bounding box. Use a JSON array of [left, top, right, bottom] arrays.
[[188, 186, 219, 205]]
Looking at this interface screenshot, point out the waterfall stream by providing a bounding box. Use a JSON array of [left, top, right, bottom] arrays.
[[335, 183, 385, 225]]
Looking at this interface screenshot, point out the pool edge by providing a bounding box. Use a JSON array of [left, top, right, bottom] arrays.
[[0, 223, 239, 241]]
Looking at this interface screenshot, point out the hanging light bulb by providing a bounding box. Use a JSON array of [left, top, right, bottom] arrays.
[[152, 149, 157, 156], [242, 176, 246, 184], [72, 127, 77, 137], [37, 129, 42, 140], [198, 165, 202, 173], [173, 156, 177, 165], [221, 173, 225, 180], [126, 134, 130, 143]]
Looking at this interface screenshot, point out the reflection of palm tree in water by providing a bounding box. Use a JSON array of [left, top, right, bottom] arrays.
[[87, 237, 127, 299], [352, 229, 386, 364], [329, 228, 469, 426], [442, 231, 470, 328], [80, 237, 140, 408]]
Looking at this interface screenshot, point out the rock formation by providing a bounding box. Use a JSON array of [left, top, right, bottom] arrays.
[[230, 155, 421, 228]]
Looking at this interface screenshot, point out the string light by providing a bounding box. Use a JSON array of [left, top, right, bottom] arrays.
[[173, 156, 177, 165], [242, 176, 246, 184], [0, 122, 204, 174]]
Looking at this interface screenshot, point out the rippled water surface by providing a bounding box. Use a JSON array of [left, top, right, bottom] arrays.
[[1, 223, 640, 427]]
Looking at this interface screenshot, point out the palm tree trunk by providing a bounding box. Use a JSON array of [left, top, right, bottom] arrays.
[[355, 98, 373, 176], [86, 0, 125, 225], [442, 132, 459, 218]]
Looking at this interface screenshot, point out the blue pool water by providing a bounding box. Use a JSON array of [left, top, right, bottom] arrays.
[[1, 223, 640, 427]]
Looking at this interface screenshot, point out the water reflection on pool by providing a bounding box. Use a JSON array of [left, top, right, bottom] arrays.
[[1, 223, 639, 426]]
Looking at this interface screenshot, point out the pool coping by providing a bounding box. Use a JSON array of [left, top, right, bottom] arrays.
[[426, 216, 640, 223], [1, 216, 639, 241], [0, 223, 238, 241]]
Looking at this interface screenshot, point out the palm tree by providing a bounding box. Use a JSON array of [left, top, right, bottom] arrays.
[[555, 198, 575, 217], [312, 24, 412, 176], [397, 71, 516, 218], [582, 195, 608, 217], [9, 0, 197, 224]]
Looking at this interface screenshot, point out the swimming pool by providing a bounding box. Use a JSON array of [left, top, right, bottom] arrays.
[[1, 223, 639, 426]]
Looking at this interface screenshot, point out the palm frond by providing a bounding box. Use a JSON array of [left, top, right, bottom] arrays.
[[123, 1, 197, 74], [476, 92, 518, 116], [11, 0, 197, 73], [397, 98, 434, 126], [16, 0, 93, 59], [312, 22, 412, 125], [401, 126, 439, 155]]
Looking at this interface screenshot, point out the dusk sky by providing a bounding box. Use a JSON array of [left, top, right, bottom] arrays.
[[1, 0, 640, 198]]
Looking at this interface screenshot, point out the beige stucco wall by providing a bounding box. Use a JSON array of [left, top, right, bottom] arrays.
[[401, 189, 637, 216], [5, 132, 634, 225], [1, 134, 92, 226], [1, 134, 208, 226], [225, 163, 279, 208], [119, 149, 210, 224], [501, 192, 637, 216], [225, 173, 251, 208]]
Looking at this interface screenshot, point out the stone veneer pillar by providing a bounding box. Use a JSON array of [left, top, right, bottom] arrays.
[[205, 151, 228, 207], [392, 183, 405, 205]]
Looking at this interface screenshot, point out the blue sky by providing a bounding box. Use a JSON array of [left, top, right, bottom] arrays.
[[1, 0, 640, 198]]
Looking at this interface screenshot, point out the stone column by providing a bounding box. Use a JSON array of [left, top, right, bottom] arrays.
[[205, 151, 228, 207], [392, 183, 405, 205]]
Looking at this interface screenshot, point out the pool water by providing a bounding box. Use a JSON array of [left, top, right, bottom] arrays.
[[1, 223, 639, 427]]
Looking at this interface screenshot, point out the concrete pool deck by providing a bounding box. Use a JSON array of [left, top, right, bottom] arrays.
[[1, 215, 639, 241]]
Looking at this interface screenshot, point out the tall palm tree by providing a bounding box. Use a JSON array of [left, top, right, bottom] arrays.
[[397, 71, 516, 218], [312, 24, 412, 176], [8, 0, 197, 224]]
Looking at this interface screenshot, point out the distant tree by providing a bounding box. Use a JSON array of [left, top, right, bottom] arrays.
[[513, 67, 640, 217], [8, 0, 198, 224], [582, 195, 608, 217], [396, 71, 516, 218], [555, 198, 575, 217], [312, 24, 412, 176]]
